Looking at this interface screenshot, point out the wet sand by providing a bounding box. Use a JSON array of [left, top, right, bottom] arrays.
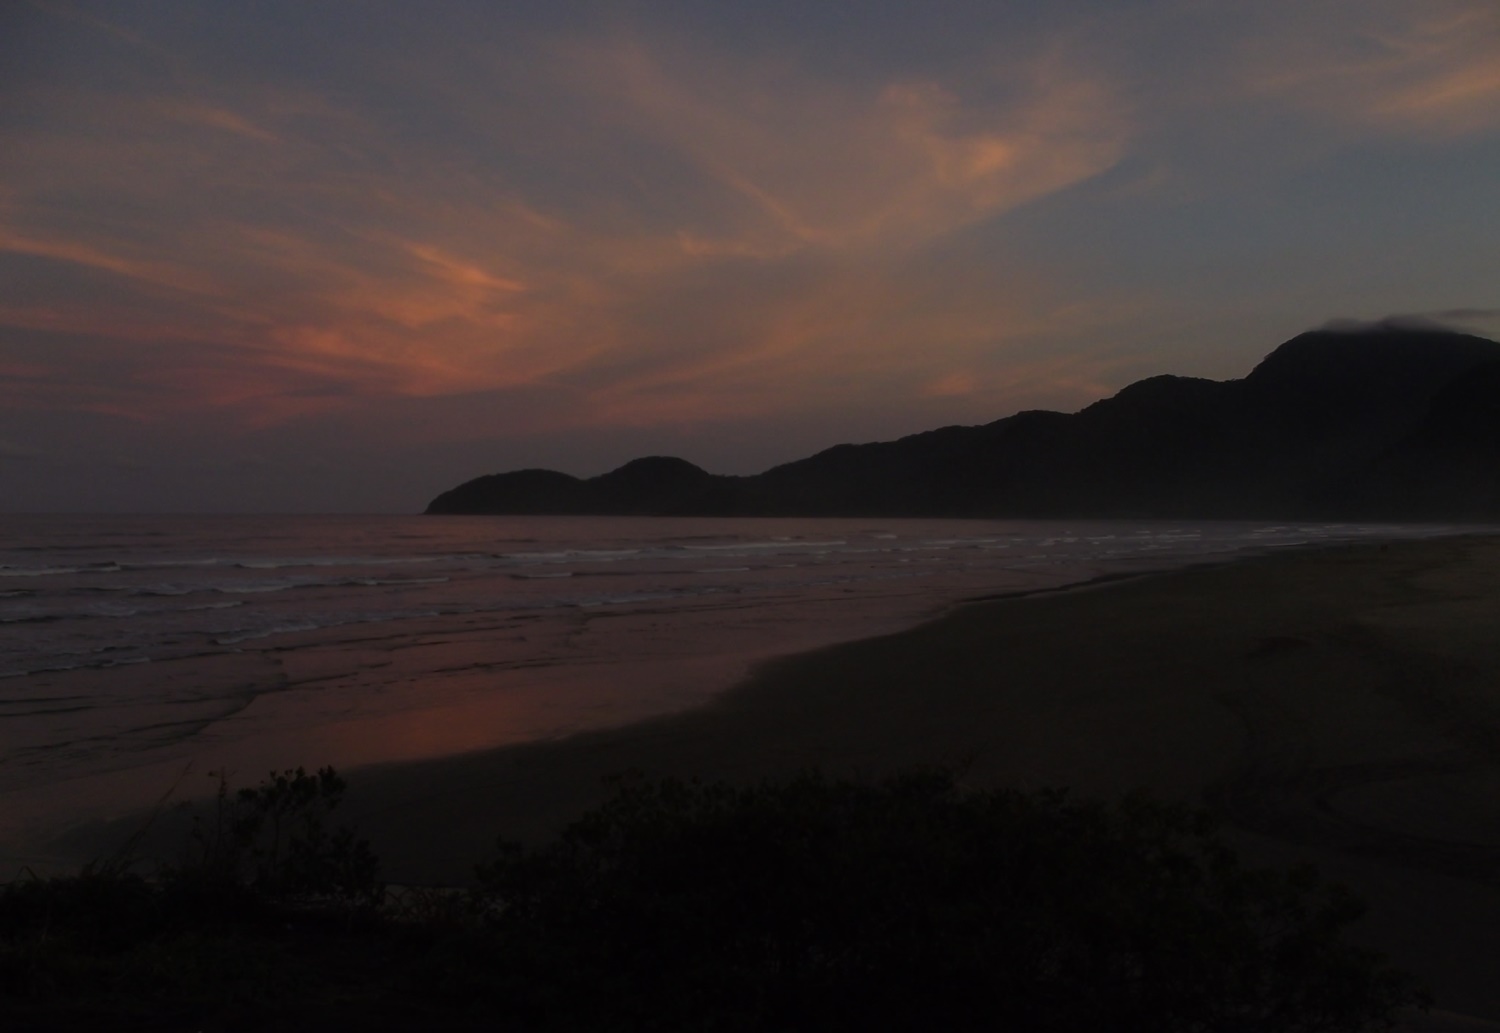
[[336, 534, 1500, 1025], [5, 546, 1108, 868]]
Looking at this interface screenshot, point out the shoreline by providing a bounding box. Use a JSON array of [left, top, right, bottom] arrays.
[[327, 532, 1500, 1021], [41, 531, 1500, 1022], [6, 527, 1296, 870], [343, 533, 1490, 827]]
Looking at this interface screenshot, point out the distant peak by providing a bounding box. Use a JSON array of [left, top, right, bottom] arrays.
[[594, 456, 713, 489], [1240, 324, 1500, 416], [607, 455, 708, 477]]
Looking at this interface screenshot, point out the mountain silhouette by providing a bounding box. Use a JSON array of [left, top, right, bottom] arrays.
[[426, 324, 1500, 520]]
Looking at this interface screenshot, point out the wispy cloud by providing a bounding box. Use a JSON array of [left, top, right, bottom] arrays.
[[154, 100, 281, 143], [4, 0, 1495, 510], [1329, 309, 1500, 337], [576, 36, 1128, 255], [22, 0, 151, 50], [1244, 0, 1500, 137], [0, 20, 1134, 434]]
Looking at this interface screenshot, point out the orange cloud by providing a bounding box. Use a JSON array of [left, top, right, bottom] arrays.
[[579, 36, 1128, 255], [1245, 1, 1500, 136], [155, 101, 281, 143], [923, 372, 980, 398], [564, 255, 1150, 433], [1, 19, 1143, 438], [0, 228, 223, 297], [405, 244, 528, 294]]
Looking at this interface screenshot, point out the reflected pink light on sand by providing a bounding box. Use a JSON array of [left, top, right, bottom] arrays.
[[0, 561, 1083, 871], [4, 512, 1417, 875]]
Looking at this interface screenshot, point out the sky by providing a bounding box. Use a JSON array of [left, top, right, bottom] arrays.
[[3, 0, 1499, 513]]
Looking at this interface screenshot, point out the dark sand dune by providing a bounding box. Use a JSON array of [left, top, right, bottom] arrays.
[[345, 534, 1500, 1025]]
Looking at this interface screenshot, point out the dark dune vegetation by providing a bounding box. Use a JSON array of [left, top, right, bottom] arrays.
[[427, 324, 1500, 520], [2, 767, 1423, 1031]]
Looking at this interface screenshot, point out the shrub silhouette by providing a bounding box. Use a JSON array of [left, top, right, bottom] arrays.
[[164, 766, 381, 912], [1, 767, 381, 1010], [0, 767, 1425, 1028], [475, 770, 1421, 1032]]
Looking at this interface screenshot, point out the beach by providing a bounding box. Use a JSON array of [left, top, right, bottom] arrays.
[[11, 515, 1429, 867], [335, 533, 1500, 1026]]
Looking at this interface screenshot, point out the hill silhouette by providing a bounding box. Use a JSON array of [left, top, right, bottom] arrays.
[[426, 324, 1500, 520]]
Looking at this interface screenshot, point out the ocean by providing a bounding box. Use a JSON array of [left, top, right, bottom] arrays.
[[0, 513, 1478, 863]]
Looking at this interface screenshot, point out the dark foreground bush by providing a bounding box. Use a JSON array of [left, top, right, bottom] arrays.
[[161, 765, 381, 914], [0, 767, 385, 1019], [1, 767, 1423, 1031], [475, 770, 1423, 1032]]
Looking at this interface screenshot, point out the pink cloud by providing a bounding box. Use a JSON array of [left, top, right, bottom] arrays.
[[1, 19, 1146, 437], [571, 35, 1129, 255]]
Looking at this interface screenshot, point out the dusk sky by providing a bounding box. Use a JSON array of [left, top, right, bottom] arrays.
[[4, 0, 1499, 513]]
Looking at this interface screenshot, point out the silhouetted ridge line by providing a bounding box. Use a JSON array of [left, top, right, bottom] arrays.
[[425, 325, 1500, 519]]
